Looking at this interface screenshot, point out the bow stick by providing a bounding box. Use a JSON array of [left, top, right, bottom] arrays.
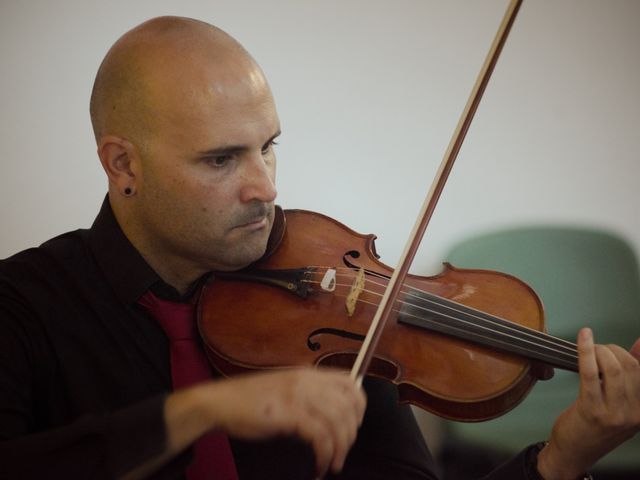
[[350, 0, 523, 385]]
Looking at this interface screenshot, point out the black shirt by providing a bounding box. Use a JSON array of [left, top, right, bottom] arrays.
[[0, 198, 535, 479]]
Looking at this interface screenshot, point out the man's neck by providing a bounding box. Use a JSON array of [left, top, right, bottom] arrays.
[[111, 198, 205, 296]]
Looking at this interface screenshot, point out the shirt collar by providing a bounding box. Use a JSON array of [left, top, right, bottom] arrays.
[[88, 196, 188, 304]]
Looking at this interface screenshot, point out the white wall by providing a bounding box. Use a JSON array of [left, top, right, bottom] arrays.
[[1, 0, 638, 271], [2, 0, 639, 274]]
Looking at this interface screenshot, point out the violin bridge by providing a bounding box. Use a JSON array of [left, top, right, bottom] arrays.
[[345, 267, 365, 317]]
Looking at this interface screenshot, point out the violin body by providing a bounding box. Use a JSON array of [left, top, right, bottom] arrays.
[[199, 209, 550, 421]]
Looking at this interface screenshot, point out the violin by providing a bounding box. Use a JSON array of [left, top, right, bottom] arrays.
[[199, 0, 577, 422], [198, 206, 577, 422]]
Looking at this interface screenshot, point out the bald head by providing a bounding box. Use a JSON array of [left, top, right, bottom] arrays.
[[89, 16, 264, 150]]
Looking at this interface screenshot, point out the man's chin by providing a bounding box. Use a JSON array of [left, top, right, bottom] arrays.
[[212, 239, 270, 272]]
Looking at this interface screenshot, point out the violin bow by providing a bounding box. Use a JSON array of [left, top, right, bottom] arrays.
[[350, 0, 524, 385]]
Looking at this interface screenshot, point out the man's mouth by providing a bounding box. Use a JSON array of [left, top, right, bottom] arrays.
[[236, 216, 268, 230], [232, 203, 273, 232]]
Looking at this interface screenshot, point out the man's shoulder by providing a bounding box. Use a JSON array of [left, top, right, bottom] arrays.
[[0, 228, 92, 297]]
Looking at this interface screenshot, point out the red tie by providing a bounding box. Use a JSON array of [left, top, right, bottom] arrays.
[[139, 290, 238, 480]]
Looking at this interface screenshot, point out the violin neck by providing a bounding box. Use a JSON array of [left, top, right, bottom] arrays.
[[398, 292, 579, 373]]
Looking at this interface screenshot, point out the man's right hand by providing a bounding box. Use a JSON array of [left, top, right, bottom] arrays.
[[165, 368, 367, 478]]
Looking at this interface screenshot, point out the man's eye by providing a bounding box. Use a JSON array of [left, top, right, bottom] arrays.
[[261, 140, 278, 155], [207, 155, 231, 167]]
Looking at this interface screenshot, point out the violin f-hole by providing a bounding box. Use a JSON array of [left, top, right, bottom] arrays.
[[307, 328, 366, 351]]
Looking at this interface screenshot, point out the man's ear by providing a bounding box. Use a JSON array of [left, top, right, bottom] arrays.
[[97, 135, 140, 197]]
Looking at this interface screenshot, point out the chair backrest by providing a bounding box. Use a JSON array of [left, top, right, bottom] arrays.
[[444, 226, 640, 471]]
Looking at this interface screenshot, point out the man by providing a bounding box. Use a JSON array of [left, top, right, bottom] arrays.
[[0, 16, 638, 480]]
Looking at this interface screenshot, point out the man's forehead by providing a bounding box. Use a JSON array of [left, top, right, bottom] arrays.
[[139, 40, 274, 123], [142, 38, 268, 106], [157, 74, 276, 124], [149, 80, 279, 152]]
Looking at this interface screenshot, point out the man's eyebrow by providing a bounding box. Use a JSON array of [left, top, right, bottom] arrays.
[[197, 130, 282, 157], [197, 144, 247, 157]]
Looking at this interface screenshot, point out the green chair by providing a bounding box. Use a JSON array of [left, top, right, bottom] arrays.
[[440, 226, 640, 477]]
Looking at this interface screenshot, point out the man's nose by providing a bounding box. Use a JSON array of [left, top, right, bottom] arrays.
[[239, 153, 277, 204]]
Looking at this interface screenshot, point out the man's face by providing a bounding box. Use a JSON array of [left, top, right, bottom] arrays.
[[132, 60, 280, 274]]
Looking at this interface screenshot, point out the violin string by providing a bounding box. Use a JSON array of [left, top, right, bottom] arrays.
[[397, 307, 578, 370], [309, 267, 572, 348], [305, 274, 578, 369], [378, 286, 577, 368], [405, 288, 576, 351], [392, 287, 578, 365], [304, 265, 572, 353], [399, 296, 579, 367], [314, 265, 578, 351], [303, 266, 578, 366]]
